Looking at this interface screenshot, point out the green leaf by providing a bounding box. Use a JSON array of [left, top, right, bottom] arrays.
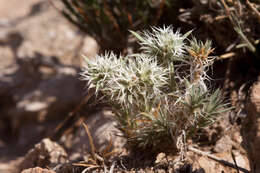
[[183, 29, 193, 38], [129, 30, 145, 42], [128, 94, 133, 104]]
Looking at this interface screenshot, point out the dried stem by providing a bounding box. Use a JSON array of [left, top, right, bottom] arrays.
[[188, 146, 249, 173], [246, 0, 260, 23]]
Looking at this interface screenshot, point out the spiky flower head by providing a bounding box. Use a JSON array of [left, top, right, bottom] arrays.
[[81, 52, 121, 93], [187, 37, 215, 66], [186, 38, 216, 90], [81, 53, 168, 108], [131, 26, 192, 64]]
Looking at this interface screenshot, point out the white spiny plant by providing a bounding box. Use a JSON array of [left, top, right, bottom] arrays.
[[81, 26, 229, 151]]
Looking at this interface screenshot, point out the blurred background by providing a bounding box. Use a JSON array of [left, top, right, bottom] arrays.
[[0, 0, 99, 172]]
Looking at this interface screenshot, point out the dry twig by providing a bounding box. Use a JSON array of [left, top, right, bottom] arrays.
[[220, 52, 236, 59], [220, 0, 236, 26], [188, 146, 249, 173], [51, 88, 97, 140], [73, 123, 116, 172], [246, 0, 260, 23], [82, 122, 97, 162]]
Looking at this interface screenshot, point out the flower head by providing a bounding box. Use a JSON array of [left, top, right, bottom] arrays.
[[81, 53, 168, 107], [131, 26, 192, 64]]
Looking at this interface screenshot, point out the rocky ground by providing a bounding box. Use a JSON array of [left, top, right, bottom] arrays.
[[0, 0, 259, 173], [0, 0, 98, 172]]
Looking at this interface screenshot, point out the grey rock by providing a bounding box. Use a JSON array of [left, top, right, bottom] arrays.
[[19, 138, 68, 171]]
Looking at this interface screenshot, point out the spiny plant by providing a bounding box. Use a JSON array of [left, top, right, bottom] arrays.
[[183, 0, 260, 58], [219, 0, 259, 56], [60, 0, 179, 53], [81, 26, 229, 152]]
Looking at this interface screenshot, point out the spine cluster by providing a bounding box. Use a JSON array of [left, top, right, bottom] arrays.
[[81, 26, 228, 150]]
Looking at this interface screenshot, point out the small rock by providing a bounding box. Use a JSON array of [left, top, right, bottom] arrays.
[[156, 169, 166, 173], [194, 156, 233, 173], [0, 157, 23, 173], [23, 101, 48, 112], [53, 163, 83, 173], [21, 167, 55, 173], [19, 138, 68, 171], [80, 36, 99, 61], [232, 131, 243, 144], [214, 135, 232, 153], [233, 151, 250, 171], [62, 110, 126, 159], [155, 153, 166, 164]]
